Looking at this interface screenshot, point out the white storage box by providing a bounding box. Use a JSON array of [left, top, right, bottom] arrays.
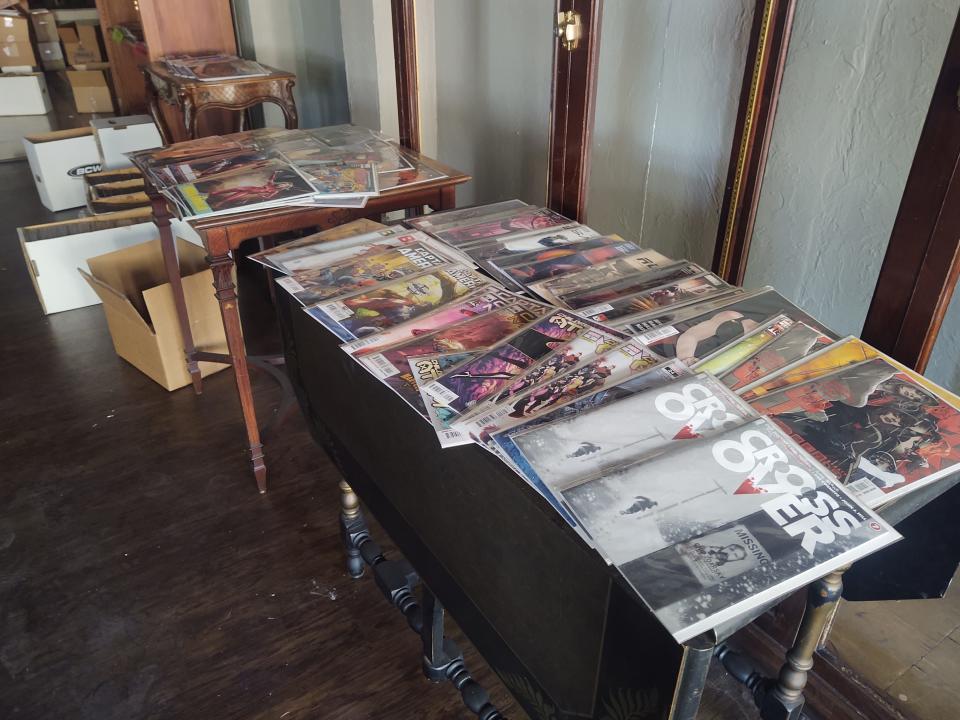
[[91, 115, 163, 170], [22, 127, 101, 211], [0, 72, 51, 115]]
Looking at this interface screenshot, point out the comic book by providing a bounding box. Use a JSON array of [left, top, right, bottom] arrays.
[[460, 224, 600, 262], [580, 273, 732, 319], [749, 357, 960, 508], [490, 240, 641, 287], [528, 250, 677, 305], [422, 310, 616, 415], [548, 261, 708, 312], [284, 142, 414, 173], [276, 244, 451, 306], [455, 340, 666, 444], [406, 200, 531, 232], [248, 226, 404, 272], [384, 351, 476, 418], [341, 285, 524, 357], [149, 149, 273, 188], [434, 207, 571, 246], [376, 163, 447, 191], [501, 372, 756, 498], [409, 353, 482, 447], [294, 162, 380, 197], [623, 287, 837, 367], [722, 322, 834, 392], [304, 265, 490, 341], [561, 416, 899, 642], [694, 315, 795, 376], [356, 300, 548, 380]]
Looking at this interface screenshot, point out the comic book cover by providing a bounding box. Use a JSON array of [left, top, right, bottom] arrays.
[[502, 372, 756, 498], [722, 322, 834, 392], [150, 150, 273, 188], [357, 301, 548, 380], [549, 261, 708, 311], [248, 226, 404, 272], [580, 273, 732, 319], [491, 241, 641, 286], [382, 351, 476, 418], [376, 163, 447, 191], [342, 285, 525, 357], [304, 265, 490, 341], [456, 341, 666, 444], [406, 200, 531, 232], [284, 142, 414, 173], [624, 287, 837, 367], [694, 315, 795, 376], [168, 160, 319, 217], [749, 357, 960, 508], [434, 208, 571, 247], [295, 162, 380, 197], [529, 250, 677, 306], [422, 310, 612, 414], [276, 244, 451, 305], [409, 353, 482, 448], [462, 225, 600, 262], [561, 416, 899, 642]]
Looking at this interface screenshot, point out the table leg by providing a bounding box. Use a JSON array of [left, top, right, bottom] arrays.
[[437, 185, 457, 210], [152, 195, 202, 394], [209, 252, 267, 493], [279, 79, 299, 129], [339, 480, 366, 578]]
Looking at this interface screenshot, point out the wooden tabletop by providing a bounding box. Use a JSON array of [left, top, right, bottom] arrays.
[[144, 61, 296, 88]]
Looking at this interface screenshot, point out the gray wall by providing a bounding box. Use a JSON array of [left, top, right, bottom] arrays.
[[586, 0, 753, 265], [743, 0, 958, 339], [433, 0, 554, 206], [233, 0, 350, 129]]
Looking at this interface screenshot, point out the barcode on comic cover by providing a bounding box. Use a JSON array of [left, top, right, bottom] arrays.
[[321, 301, 353, 321], [276, 276, 304, 293], [366, 354, 400, 379], [583, 303, 613, 318], [637, 325, 679, 344], [342, 336, 376, 353], [425, 382, 460, 405], [848, 479, 880, 497]]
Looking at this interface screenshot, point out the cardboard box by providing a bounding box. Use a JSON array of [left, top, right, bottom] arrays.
[[0, 12, 28, 43], [92, 115, 162, 169], [37, 41, 63, 69], [0, 71, 50, 114], [66, 66, 113, 113], [0, 39, 35, 67], [80, 237, 230, 391], [19, 208, 156, 314], [29, 9, 57, 42], [59, 23, 102, 66], [23, 127, 101, 210]]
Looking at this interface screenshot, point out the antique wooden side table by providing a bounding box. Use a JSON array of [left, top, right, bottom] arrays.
[[142, 62, 299, 143], [145, 153, 470, 493]]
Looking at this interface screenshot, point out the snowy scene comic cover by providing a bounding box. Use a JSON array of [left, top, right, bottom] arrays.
[[694, 314, 795, 376], [304, 265, 489, 341], [422, 311, 611, 414], [357, 301, 548, 380], [528, 250, 677, 306], [341, 285, 525, 357], [456, 340, 666, 443], [503, 372, 756, 497], [561, 416, 899, 642], [749, 357, 960, 508], [578, 273, 732, 319], [722, 322, 834, 392]]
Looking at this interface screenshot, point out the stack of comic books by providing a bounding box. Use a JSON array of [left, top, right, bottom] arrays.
[[257, 200, 960, 644], [161, 54, 270, 82], [126, 125, 448, 218]]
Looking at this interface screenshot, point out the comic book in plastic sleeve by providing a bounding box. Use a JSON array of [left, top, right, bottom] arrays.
[[748, 356, 960, 508], [276, 244, 452, 306], [434, 207, 571, 246], [722, 322, 834, 392], [528, 250, 677, 305], [304, 265, 491, 341], [405, 199, 530, 231], [385, 351, 476, 418], [620, 287, 838, 367], [341, 285, 526, 357], [561, 416, 899, 642], [545, 261, 708, 311], [490, 241, 641, 287], [356, 300, 549, 380], [578, 273, 732, 319], [462, 224, 601, 263], [501, 372, 757, 498], [456, 340, 666, 444], [421, 310, 610, 414], [409, 354, 481, 448], [694, 314, 795, 376], [248, 226, 404, 272]]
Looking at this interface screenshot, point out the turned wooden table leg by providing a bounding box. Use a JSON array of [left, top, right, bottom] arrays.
[[209, 252, 267, 493], [151, 194, 203, 394], [339, 480, 366, 578]]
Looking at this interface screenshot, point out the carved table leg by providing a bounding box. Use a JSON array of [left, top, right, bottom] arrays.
[[279, 79, 299, 129], [339, 480, 366, 579], [209, 252, 267, 493], [152, 194, 202, 394]]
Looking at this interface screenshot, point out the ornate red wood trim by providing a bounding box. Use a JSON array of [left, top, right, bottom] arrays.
[[860, 14, 960, 372], [713, 0, 797, 284], [546, 0, 603, 222], [391, 0, 421, 152]]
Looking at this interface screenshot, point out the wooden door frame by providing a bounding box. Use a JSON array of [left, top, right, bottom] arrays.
[[860, 12, 960, 373], [391, 0, 421, 152], [713, 0, 797, 285]]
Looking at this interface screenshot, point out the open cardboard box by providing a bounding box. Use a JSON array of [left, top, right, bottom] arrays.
[[80, 237, 230, 391], [66, 64, 114, 113]]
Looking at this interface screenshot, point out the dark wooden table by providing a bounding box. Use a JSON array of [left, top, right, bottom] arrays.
[[146, 153, 470, 493], [143, 62, 299, 143]]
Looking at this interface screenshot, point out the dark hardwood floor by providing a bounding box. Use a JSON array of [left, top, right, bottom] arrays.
[[0, 158, 761, 719]]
